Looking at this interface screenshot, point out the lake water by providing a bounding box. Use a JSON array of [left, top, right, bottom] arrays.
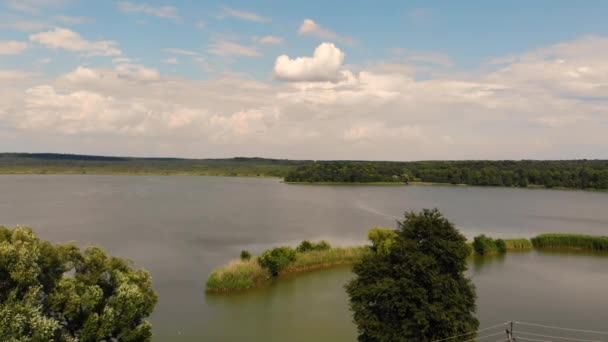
[[1, 175, 608, 341]]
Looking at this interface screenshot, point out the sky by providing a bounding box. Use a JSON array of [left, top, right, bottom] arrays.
[[1, 0, 608, 160]]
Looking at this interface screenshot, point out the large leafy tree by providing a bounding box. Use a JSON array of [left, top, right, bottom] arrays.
[[346, 209, 478, 342], [0, 226, 157, 342]]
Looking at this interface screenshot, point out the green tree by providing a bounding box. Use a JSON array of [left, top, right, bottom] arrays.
[[346, 209, 478, 342], [257, 246, 296, 276], [0, 226, 157, 342]]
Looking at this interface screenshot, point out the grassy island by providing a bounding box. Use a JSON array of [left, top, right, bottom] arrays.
[[206, 232, 608, 294], [206, 245, 369, 292]]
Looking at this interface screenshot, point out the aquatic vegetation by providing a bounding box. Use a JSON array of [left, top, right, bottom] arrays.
[[473, 235, 507, 255], [504, 238, 534, 250], [206, 246, 369, 293], [531, 234, 608, 251], [258, 246, 297, 276]]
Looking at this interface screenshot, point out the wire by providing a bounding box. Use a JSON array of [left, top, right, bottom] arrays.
[[432, 322, 510, 342], [516, 322, 608, 335], [517, 330, 605, 342], [517, 337, 552, 342], [461, 331, 506, 342]]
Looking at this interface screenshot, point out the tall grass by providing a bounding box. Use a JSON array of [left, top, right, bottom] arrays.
[[206, 259, 271, 292], [206, 246, 369, 293], [504, 238, 533, 250], [531, 234, 608, 251]]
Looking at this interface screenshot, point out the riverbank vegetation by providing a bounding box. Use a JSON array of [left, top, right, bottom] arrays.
[[284, 160, 608, 190], [0, 153, 308, 177], [0, 226, 157, 341], [531, 234, 608, 251], [4, 154, 608, 191], [206, 242, 368, 292]]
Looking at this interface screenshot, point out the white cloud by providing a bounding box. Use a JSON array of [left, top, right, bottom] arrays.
[[222, 7, 270, 23], [165, 57, 178, 64], [54, 15, 90, 25], [0, 69, 30, 81], [298, 19, 357, 46], [2, 35, 608, 159], [6, 0, 69, 14], [257, 36, 283, 44], [274, 42, 345, 82], [29, 27, 121, 56], [162, 48, 199, 56], [0, 41, 28, 55], [208, 40, 261, 57], [117, 1, 180, 21]]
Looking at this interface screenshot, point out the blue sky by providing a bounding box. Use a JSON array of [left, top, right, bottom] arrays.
[[1, 0, 608, 159]]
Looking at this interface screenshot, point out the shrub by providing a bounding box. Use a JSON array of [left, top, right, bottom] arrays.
[[495, 239, 507, 253], [472, 234, 506, 255], [240, 250, 251, 261], [296, 240, 331, 253], [314, 240, 331, 251], [367, 227, 398, 256], [257, 246, 296, 276], [296, 240, 314, 252]]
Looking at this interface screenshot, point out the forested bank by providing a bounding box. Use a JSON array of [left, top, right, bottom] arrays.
[[3, 154, 608, 190], [0, 153, 308, 177], [284, 160, 608, 189]]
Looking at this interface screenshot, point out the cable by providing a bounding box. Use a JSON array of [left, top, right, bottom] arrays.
[[517, 330, 605, 342], [517, 337, 552, 342], [461, 331, 506, 342], [516, 322, 608, 335], [432, 322, 510, 342]]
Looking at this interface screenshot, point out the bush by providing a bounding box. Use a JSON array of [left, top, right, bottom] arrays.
[[296, 240, 331, 253], [367, 227, 398, 256], [472, 234, 506, 255], [257, 246, 296, 276], [296, 240, 314, 252], [240, 250, 251, 261], [495, 239, 507, 253]]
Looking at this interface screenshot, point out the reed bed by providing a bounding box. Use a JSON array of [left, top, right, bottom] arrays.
[[504, 238, 534, 250], [531, 234, 608, 251], [206, 246, 369, 293]]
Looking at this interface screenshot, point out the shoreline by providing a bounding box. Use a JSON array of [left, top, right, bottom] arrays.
[[206, 234, 608, 294]]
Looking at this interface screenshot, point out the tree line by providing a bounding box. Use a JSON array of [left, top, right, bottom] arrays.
[[284, 160, 608, 189]]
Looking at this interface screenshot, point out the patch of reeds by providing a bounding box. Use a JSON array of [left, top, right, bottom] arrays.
[[531, 234, 608, 251]]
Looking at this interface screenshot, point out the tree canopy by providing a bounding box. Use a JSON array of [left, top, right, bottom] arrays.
[[346, 209, 478, 342], [0, 226, 157, 342], [284, 160, 608, 189]]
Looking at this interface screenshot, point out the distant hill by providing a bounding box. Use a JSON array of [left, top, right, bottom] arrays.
[[0, 153, 312, 177]]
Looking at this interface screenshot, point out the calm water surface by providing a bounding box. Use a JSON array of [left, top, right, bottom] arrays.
[[1, 175, 608, 341]]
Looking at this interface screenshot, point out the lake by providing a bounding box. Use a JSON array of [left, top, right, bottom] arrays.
[[1, 175, 608, 341]]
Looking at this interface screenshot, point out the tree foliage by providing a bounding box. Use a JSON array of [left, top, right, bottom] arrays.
[[257, 247, 296, 276], [296, 240, 331, 253], [472, 235, 507, 255], [0, 226, 157, 342], [284, 160, 608, 189], [346, 209, 478, 342]]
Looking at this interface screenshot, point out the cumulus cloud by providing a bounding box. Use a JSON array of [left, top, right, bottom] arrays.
[[2, 35, 608, 159], [222, 7, 270, 23], [208, 40, 260, 57], [298, 19, 357, 46], [29, 27, 121, 56], [0, 41, 28, 55], [117, 1, 180, 21], [274, 43, 345, 82]]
